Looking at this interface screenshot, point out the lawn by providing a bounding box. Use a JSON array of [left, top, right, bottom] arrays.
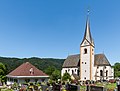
[[1, 88, 13, 91], [96, 82, 117, 90]]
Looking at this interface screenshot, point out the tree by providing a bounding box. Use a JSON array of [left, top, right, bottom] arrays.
[[0, 62, 7, 85], [45, 66, 61, 81], [44, 66, 56, 76], [62, 72, 71, 81], [51, 69, 61, 81], [113, 62, 120, 77]]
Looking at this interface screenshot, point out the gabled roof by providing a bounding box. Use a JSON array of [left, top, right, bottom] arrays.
[[62, 54, 111, 68], [7, 62, 49, 78], [62, 54, 80, 68], [94, 54, 111, 66]]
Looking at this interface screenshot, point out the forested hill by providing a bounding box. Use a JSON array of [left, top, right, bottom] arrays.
[[0, 57, 65, 74]]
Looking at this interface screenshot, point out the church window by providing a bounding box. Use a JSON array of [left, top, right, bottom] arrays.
[[65, 70, 67, 73], [68, 69, 70, 72], [75, 69, 76, 72], [84, 48, 87, 54], [100, 70, 103, 76], [77, 70, 79, 76], [106, 70, 108, 77], [72, 70, 74, 74]]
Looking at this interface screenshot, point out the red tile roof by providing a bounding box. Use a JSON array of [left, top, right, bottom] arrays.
[[7, 62, 48, 77]]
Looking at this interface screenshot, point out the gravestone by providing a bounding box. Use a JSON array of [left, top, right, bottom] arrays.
[[34, 85, 38, 91], [118, 85, 120, 91], [53, 84, 61, 91], [41, 85, 49, 91], [67, 84, 78, 91], [87, 85, 106, 91]]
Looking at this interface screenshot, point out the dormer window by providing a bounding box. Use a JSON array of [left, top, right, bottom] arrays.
[[29, 67, 34, 75], [84, 48, 87, 54]]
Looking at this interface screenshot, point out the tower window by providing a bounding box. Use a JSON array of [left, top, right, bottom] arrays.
[[84, 48, 87, 54]]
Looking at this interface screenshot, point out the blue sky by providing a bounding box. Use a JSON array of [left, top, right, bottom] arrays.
[[0, 0, 119, 64]]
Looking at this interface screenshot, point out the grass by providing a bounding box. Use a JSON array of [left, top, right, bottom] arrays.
[[1, 88, 13, 91], [95, 82, 117, 90], [105, 83, 117, 90]]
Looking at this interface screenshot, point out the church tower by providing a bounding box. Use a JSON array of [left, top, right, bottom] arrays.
[[80, 13, 95, 81]]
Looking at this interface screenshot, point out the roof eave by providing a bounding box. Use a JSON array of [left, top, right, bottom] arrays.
[[6, 75, 49, 78]]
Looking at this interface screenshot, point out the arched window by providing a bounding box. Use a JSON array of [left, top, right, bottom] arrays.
[[106, 70, 108, 77], [100, 70, 103, 76], [65, 70, 67, 73], [72, 70, 74, 74], [84, 48, 87, 54]]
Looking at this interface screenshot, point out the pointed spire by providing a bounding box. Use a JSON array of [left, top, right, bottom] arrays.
[[82, 10, 94, 47]]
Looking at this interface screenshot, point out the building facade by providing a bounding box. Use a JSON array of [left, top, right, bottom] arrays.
[[61, 16, 114, 81], [7, 62, 49, 85]]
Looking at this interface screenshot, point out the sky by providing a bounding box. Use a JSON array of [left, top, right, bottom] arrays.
[[0, 0, 120, 64]]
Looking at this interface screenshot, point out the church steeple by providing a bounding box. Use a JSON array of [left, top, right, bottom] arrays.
[[80, 10, 95, 81], [81, 10, 94, 47]]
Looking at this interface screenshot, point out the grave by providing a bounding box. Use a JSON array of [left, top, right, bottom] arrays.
[[118, 85, 120, 91], [66, 84, 79, 91], [41, 85, 49, 91], [87, 85, 107, 91], [52, 84, 61, 91]]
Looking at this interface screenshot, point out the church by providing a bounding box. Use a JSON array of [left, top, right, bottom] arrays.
[[61, 15, 114, 81]]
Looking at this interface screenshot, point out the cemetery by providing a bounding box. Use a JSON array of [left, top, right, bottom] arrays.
[[0, 79, 120, 91]]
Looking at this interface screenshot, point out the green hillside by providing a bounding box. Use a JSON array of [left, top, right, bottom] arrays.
[[0, 57, 65, 74]]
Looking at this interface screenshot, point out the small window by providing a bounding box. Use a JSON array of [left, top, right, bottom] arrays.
[[84, 48, 87, 54], [68, 69, 70, 71], [82, 62, 84, 64], [85, 62, 86, 64], [65, 70, 67, 73], [75, 69, 76, 72], [72, 70, 74, 74], [106, 70, 108, 76], [35, 79, 38, 82], [25, 79, 30, 83], [100, 70, 103, 76], [84, 77, 86, 79], [85, 70, 86, 72]]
